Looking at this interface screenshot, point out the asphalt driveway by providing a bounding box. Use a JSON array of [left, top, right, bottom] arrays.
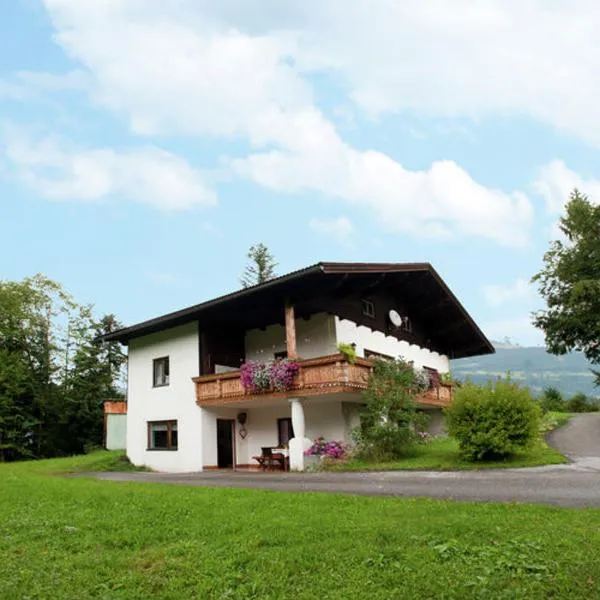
[[82, 414, 600, 508]]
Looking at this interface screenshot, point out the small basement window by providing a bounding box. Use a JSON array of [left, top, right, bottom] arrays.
[[361, 299, 376, 318], [153, 356, 170, 387], [148, 420, 178, 450]]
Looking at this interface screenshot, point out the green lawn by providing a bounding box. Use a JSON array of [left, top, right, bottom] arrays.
[[326, 412, 571, 472], [1, 452, 599, 599], [326, 437, 567, 472]]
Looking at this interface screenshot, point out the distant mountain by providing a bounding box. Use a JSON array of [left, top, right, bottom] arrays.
[[451, 342, 599, 399]]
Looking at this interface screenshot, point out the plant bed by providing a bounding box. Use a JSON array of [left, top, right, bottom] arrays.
[[321, 437, 567, 472]]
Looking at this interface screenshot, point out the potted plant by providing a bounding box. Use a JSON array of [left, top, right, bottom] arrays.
[[337, 342, 357, 364], [240, 358, 300, 393]]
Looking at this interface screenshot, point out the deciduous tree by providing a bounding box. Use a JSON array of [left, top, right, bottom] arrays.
[[533, 190, 600, 383]]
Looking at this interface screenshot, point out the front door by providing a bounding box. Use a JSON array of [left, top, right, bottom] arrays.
[[216, 419, 235, 468]]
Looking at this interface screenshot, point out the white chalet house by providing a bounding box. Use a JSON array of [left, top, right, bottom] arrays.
[[104, 262, 494, 473]]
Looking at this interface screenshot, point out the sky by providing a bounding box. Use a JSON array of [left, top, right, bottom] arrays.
[[2, 0, 600, 347]]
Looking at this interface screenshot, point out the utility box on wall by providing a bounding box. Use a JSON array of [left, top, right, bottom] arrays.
[[104, 401, 127, 450]]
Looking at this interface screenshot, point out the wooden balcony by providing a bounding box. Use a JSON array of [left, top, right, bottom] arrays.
[[193, 353, 452, 408]]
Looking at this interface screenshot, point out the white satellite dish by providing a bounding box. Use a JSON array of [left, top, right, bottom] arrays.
[[388, 309, 403, 328]]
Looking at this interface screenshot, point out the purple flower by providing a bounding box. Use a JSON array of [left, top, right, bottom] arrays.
[[305, 437, 348, 459], [240, 359, 299, 393]]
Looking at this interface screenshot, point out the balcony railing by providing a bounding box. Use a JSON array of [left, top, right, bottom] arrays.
[[193, 353, 452, 408]]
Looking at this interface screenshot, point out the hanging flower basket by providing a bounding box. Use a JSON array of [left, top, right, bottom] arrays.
[[240, 359, 300, 393]]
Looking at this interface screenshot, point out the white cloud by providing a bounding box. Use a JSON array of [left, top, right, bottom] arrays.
[[309, 216, 354, 242], [58, 0, 600, 147], [533, 160, 600, 213], [483, 278, 533, 307], [482, 316, 544, 347], [3, 131, 216, 210], [235, 146, 533, 247], [35, 0, 538, 244]]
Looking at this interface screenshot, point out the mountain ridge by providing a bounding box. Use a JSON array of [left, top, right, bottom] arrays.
[[451, 340, 599, 398]]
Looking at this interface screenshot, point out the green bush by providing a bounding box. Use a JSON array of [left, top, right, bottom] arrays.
[[357, 359, 428, 461], [446, 380, 541, 461], [566, 392, 600, 413], [539, 387, 566, 413]]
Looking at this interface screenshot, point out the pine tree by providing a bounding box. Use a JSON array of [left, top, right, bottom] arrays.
[[240, 243, 278, 288]]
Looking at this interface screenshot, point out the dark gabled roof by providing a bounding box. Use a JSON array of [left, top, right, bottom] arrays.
[[103, 262, 494, 359]]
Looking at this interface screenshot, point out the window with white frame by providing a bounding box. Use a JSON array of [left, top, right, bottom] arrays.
[[153, 356, 170, 387]]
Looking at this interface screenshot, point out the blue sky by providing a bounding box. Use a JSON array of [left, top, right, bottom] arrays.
[[2, 0, 600, 346]]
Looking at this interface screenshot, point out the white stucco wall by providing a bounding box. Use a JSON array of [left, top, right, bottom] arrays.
[[127, 311, 449, 472], [105, 414, 127, 450], [245, 312, 337, 362], [202, 400, 349, 467], [335, 317, 450, 373], [127, 322, 202, 472]]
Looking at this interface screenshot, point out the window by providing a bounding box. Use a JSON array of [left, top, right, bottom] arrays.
[[148, 420, 178, 450], [153, 356, 170, 387], [277, 418, 294, 446], [361, 299, 376, 318], [274, 350, 288, 360]]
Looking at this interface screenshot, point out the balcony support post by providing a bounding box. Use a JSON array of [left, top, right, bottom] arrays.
[[284, 301, 297, 360], [289, 398, 311, 471]]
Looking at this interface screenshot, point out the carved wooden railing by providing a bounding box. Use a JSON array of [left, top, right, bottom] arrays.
[[193, 354, 452, 408]]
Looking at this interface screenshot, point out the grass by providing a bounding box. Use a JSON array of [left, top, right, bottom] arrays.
[[326, 412, 571, 472], [541, 411, 572, 432], [324, 436, 567, 472], [0, 452, 599, 599]]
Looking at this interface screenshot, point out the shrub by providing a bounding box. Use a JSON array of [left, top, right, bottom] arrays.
[[566, 392, 600, 413], [357, 359, 428, 461], [446, 380, 541, 461], [539, 387, 566, 413]]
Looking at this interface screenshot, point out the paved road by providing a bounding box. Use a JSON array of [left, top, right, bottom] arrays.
[[82, 415, 600, 508], [85, 465, 600, 508], [548, 412, 600, 458]]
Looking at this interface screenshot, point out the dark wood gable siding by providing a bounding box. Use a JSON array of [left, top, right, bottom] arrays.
[[105, 263, 493, 360]]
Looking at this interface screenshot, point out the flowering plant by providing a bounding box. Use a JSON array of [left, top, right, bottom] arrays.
[[240, 361, 270, 392], [269, 359, 300, 391], [417, 431, 433, 444], [412, 368, 430, 391], [240, 359, 299, 393], [305, 437, 348, 459]]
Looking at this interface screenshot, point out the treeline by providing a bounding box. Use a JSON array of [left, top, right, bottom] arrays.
[[0, 275, 125, 461], [539, 387, 599, 413]]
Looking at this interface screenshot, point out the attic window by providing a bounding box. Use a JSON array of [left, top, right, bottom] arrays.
[[361, 299, 376, 318]]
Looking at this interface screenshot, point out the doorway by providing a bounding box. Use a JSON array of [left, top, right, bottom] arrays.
[[216, 419, 235, 468]]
